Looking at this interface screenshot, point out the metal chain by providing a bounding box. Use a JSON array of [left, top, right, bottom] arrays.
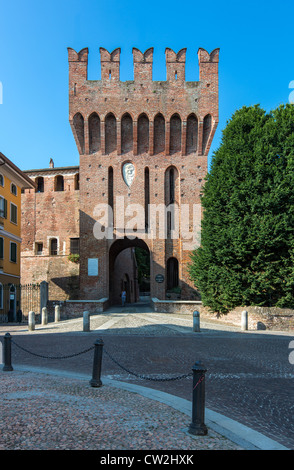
[[10, 337, 193, 381], [11, 339, 94, 360], [104, 347, 193, 382]]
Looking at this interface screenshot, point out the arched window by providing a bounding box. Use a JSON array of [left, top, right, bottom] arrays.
[[89, 113, 101, 154], [138, 114, 149, 154], [50, 238, 58, 256], [154, 113, 165, 154], [105, 113, 117, 154], [202, 114, 212, 155], [167, 257, 179, 290], [186, 114, 198, 154], [144, 167, 150, 232], [121, 113, 133, 154], [165, 166, 179, 238], [73, 113, 85, 154], [108, 166, 114, 213], [165, 166, 179, 206], [55, 175, 64, 192], [169, 114, 181, 154], [35, 177, 44, 193]]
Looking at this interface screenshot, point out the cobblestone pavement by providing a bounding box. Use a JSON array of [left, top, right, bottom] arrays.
[[0, 370, 242, 451], [1, 303, 293, 450]]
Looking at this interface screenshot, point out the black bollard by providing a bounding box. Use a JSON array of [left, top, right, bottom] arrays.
[[3, 333, 13, 372], [188, 361, 207, 436], [90, 338, 104, 387]]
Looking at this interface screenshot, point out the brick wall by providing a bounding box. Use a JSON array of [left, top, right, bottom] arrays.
[[21, 166, 80, 301], [20, 46, 220, 306], [67, 46, 219, 303]]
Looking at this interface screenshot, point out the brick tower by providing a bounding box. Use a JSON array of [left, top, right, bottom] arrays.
[[68, 46, 219, 304]]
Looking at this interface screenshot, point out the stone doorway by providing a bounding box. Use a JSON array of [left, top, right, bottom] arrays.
[[109, 237, 150, 306]]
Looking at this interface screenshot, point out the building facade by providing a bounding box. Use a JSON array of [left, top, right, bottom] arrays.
[[21, 46, 219, 307], [0, 152, 35, 321]]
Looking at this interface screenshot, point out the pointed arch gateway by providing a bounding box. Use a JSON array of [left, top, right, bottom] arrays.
[[108, 238, 150, 306]]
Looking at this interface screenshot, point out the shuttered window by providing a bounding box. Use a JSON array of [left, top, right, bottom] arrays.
[[10, 242, 17, 263]]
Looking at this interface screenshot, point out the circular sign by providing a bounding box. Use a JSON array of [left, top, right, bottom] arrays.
[[155, 274, 164, 283]]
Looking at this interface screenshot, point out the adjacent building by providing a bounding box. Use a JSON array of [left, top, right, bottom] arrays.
[[0, 152, 35, 321]]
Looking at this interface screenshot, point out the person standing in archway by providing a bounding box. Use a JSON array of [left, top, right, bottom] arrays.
[[121, 289, 127, 307]]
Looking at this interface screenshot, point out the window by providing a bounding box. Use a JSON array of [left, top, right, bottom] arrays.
[[89, 113, 101, 154], [121, 113, 133, 154], [55, 175, 64, 192], [186, 114, 198, 154], [144, 168, 149, 232], [0, 237, 3, 259], [0, 197, 7, 219], [10, 203, 17, 224], [167, 257, 179, 290], [36, 177, 44, 193], [11, 183, 17, 196], [202, 114, 212, 155], [170, 114, 182, 154], [10, 242, 17, 263], [50, 238, 58, 256], [0, 283, 3, 309], [70, 238, 79, 254], [105, 113, 117, 154], [138, 114, 149, 155], [154, 113, 165, 154], [74, 173, 79, 190], [0, 174, 4, 186], [73, 112, 85, 154], [36, 242, 43, 255]]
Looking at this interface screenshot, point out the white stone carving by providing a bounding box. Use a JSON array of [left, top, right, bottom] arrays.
[[123, 162, 135, 187]]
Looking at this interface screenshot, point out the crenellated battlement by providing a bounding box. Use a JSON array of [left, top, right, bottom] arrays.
[[67, 46, 219, 84], [68, 46, 219, 158]]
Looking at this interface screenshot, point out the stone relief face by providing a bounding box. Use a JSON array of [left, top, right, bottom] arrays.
[[122, 162, 135, 187]]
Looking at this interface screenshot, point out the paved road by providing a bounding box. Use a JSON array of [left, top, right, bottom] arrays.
[[1, 304, 294, 449]]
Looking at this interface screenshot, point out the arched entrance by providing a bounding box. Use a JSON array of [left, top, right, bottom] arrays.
[[109, 237, 150, 306]]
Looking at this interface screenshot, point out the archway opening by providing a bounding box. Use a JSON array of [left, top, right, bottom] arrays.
[[109, 237, 150, 306]]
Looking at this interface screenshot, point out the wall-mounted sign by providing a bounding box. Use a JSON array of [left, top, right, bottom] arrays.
[[155, 274, 164, 283], [88, 258, 98, 276]]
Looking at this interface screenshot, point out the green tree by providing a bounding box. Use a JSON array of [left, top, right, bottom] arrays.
[[189, 104, 294, 314]]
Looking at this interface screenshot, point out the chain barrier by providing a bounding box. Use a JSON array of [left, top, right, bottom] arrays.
[[104, 347, 193, 382], [11, 339, 94, 360], [9, 337, 192, 382]]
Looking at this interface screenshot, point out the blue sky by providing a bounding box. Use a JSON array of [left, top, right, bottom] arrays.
[[0, 0, 293, 171]]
